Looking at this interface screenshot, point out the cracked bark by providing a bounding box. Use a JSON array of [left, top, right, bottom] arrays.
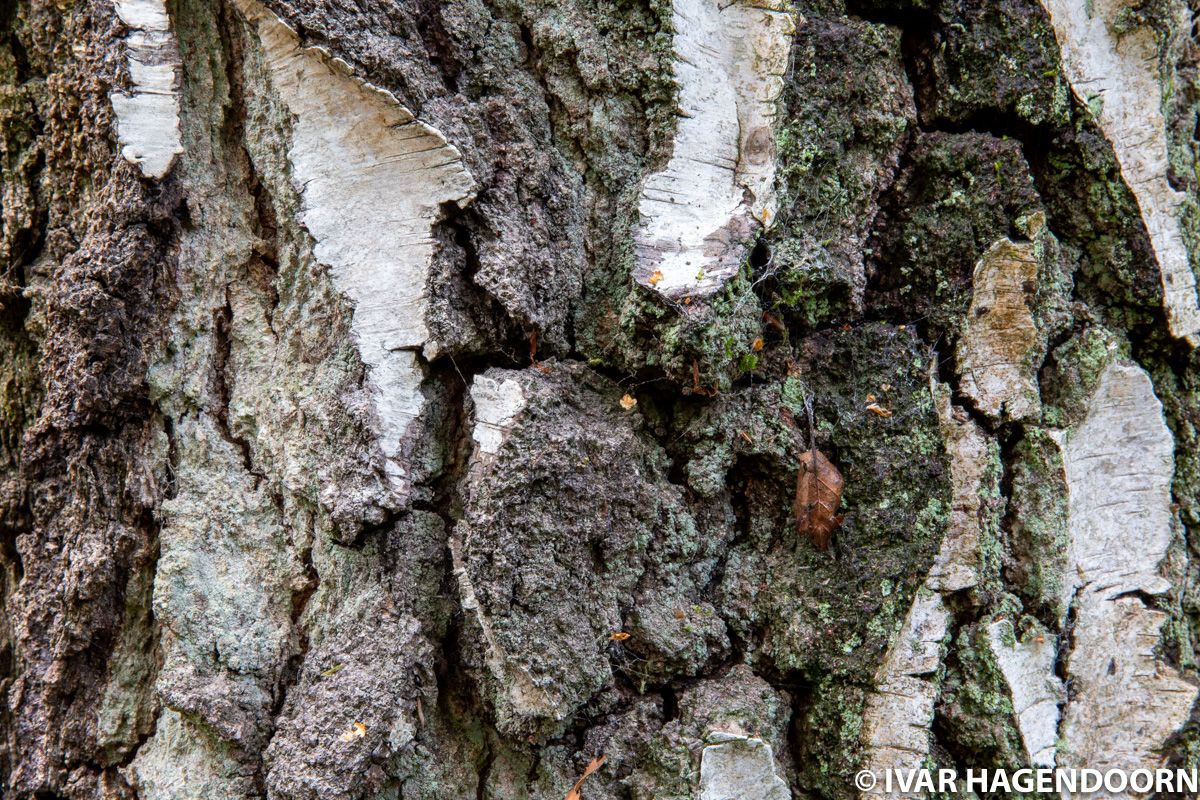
[[3, 0, 1200, 798]]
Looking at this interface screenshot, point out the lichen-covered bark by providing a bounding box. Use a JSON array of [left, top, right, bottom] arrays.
[[4, 0, 1200, 798]]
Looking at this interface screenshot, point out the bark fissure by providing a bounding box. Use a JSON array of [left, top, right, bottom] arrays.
[[5, 0, 1200, 797]]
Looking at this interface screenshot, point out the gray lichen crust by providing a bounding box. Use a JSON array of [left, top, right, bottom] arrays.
[[4, 0, 1200, 797]]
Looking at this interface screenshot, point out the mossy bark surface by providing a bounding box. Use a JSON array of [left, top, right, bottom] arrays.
[[3, 0, 1200, 798]]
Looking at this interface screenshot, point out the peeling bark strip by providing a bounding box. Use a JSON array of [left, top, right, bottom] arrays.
[[1038, 0, 1200, 343], [926, 394, 989, 595], [109, 0, 184, 178], [860, 588, 950, 790], [232, 0, 476, 497], [956, 235, 1041, 422], [634, 0, 794, 298], [1054, 362, 1198, 777], [986, 621, 1063, 769], [1054, 362, 1176, 618], [861, 389, 987, 793]]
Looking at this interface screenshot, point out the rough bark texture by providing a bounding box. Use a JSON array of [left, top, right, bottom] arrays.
[[4, 0, 1200, 798]]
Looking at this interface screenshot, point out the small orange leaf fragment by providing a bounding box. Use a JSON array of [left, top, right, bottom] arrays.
[[340, 721, 367, 742], [752, 337, 764, 351], [608, 631, 631, 642], [565, 755, 606, 800], [866, 393, 876, 403], [673, 609, 687, 620], [865, 403, 893, 418], [619, 394, 637, 410], [648, 270, 664, 287]]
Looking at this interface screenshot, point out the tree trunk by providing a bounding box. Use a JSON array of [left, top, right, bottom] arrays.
[[3, 0, 1200, 797]]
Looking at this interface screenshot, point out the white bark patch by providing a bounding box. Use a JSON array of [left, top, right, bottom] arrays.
[[469, 375, 527, 456], [1053, 361, 1197, 778], [1055, 362, 1175, 607], [1060, 597, 1197, 782], [233, 0, 476, 496], [698, 732, 790, 800], [986, 620, 1064, 768], [109, 0, 183, 179], [634, 0, 794, 298], [1038, 0, 1200, 343], [956, 236, 1041, 422]]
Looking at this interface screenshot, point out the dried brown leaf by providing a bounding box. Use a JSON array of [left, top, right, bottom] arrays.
[[794, 449, 844, 549], [565, 755, 606, 800]]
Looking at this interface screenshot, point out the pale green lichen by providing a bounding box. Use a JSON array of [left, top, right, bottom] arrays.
[[1039, 327, 1127, 428], [1007, 427, 1070, 620], [937, 622, 1036, 788]]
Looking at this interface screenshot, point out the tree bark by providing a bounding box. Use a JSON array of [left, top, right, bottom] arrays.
[[3, 0, 1200, 798]]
